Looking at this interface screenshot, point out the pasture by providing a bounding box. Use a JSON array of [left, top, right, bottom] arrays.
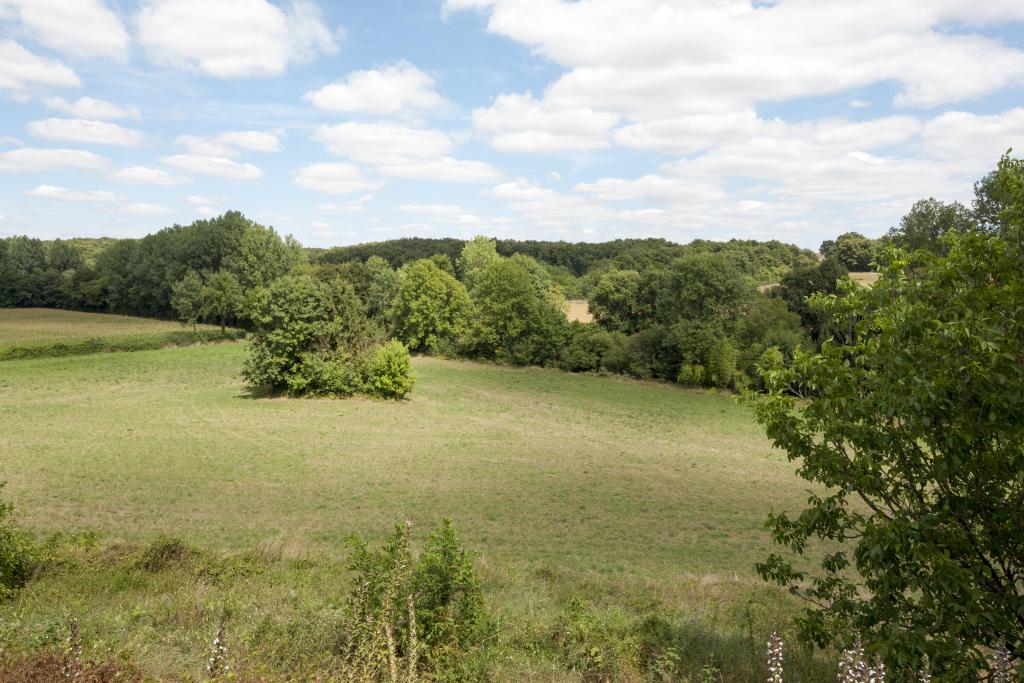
[[0, 307, 219, 344], [0, 312, 829, 680]]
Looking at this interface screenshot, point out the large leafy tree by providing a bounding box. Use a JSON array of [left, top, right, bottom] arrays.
[[752, 156, 1024, 677], [464, 258, 568, 365], [885, 198, 975, 255], [457, 235, 500, 291], [390, 259, 471, 352], [830, 231, 876, 271]]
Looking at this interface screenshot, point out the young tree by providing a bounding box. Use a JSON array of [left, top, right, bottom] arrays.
[[589, 268, 643, 333], [751, 155, 1024, 677], [390, 259, 471, 352], [201, 269, 244, 332], [457, 235, 500, 291], [170, 270, 205, 332]]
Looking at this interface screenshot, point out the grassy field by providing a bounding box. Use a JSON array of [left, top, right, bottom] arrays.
[[0, 323, 831, 680], [563, 299, 594, 323], [0, 307, 220, 344]]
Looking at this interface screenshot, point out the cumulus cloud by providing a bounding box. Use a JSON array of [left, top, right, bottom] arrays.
[[292, 162, 385, 194], [27, 184, 122, 202], [26, 118, 145, 147], [0, 40, 81, 92], [305, 61, 446, 115], [137, 0, 339, 78], [161, 154, 263, 179], [312, 121, 501, 182], [0, 147, 109, 172], [0, 0, 129, 60], [453, 0, 1024, 156], [122, 202, 173, 214], [174, 130, 282, 157], [42, 96, 140, 121], [113, 166, 188, 185]]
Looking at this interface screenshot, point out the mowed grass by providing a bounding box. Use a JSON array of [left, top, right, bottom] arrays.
[[0, 307, 219, 344], [0, 340, 834, 679], [0, 344, 807, 576]]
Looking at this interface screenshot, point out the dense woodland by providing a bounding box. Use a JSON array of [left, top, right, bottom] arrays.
[[0, 162, 1012, 393]]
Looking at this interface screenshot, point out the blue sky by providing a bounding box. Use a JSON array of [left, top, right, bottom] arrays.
[[1, 0, 1023, 249]]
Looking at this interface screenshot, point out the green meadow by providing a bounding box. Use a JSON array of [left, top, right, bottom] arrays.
[[0, 310, 830, 681]]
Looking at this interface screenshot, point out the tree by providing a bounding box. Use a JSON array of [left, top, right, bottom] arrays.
[[390, 259, 471, 353], [885, 198, 975, 255], [751, 157, 1024, 677], [588, 268, 644, 333], [363, 255, 400, 323], [830, 232, 875, 271], [170, 271, 205, 332], [243, 275, 379, 394], [457, 235, 500, 291], [201, 270, 244, 332], [464, 258, 568, 365], [777, 258, 848, 343], [653, 254, 749, 326]]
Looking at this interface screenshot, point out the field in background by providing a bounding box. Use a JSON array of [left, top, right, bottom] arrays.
[[0, 308, 218, 344], [848, 271, 881, 286], [564, 299, 594, 323], [0, 341, 832, 679]]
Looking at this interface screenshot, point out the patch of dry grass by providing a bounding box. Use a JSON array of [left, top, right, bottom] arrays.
[[563, 299, 594, 323]]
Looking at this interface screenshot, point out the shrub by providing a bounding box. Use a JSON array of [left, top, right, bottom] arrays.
[[390, 260, 470, 353], [365, 340, 415, 399], [0, 483, 35, 601], [343, 520, 487, 680]]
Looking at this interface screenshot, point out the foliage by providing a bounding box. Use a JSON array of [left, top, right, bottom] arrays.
[[827, 232, 876, 271], [243, 275, 380, 395], [588, 268, 644, 333], [457, 235, 501, 292], [0, 483, 35, 601], [0, 328, 244, 362], [344, 520, 486, 679], [365, 340, 416, 399], [884, 198, 975, 256], [170, 270, 204, 331], [390, 259, 471, 353], [201, 269, 244, 332], [751, 167, 1024, 677], [776, 258, 849, 342], [462, 257, 569, 366]]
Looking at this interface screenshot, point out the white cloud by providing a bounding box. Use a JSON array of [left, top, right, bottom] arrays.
[[27, 184, 122, 202], [450, 0, 1024, 155], [42, 96, 140, 121], [304, 61, 446, 114], [162, 154, 263, 179], [920, 107, 1024, 164], [312, 121, 501, 182], [473, 91, 618, 152], [0, 0, 129, 60], [574, 175, 725, 204], [122, 202, 173, 214], [196, 205, 218, 216], [187, 195, 215, 205], [26, 118, 145, 147], [293, 162, 385, 194], [175, 130, 282, 157], [398, 203, 490, 226], [0, 147, 108, 172], [0, 40, 81, 92], [113, 166, 188, 186], [137, 0, 339, 78]]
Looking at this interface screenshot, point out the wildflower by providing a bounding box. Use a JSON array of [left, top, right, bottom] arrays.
[[766, 631, 784, 683], [206, 622, 230, 678]]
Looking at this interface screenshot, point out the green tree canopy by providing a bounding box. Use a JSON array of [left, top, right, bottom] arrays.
[[464, 258, 568, 365], [830, 231, 876, 271], [885, 198, 975, 255], [170, 270, 204, 332], [390, 259, 471, 353], [457, 235, 500, 291], [751, 154, 1024, 677]]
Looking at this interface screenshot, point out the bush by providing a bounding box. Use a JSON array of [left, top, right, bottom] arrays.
[[0, 329, 245, 362], [365, 340, 415, 399], [0, 483, 35, 601]]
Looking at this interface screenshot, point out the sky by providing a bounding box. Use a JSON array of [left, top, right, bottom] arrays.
[[1, 0, 1023, 249]]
